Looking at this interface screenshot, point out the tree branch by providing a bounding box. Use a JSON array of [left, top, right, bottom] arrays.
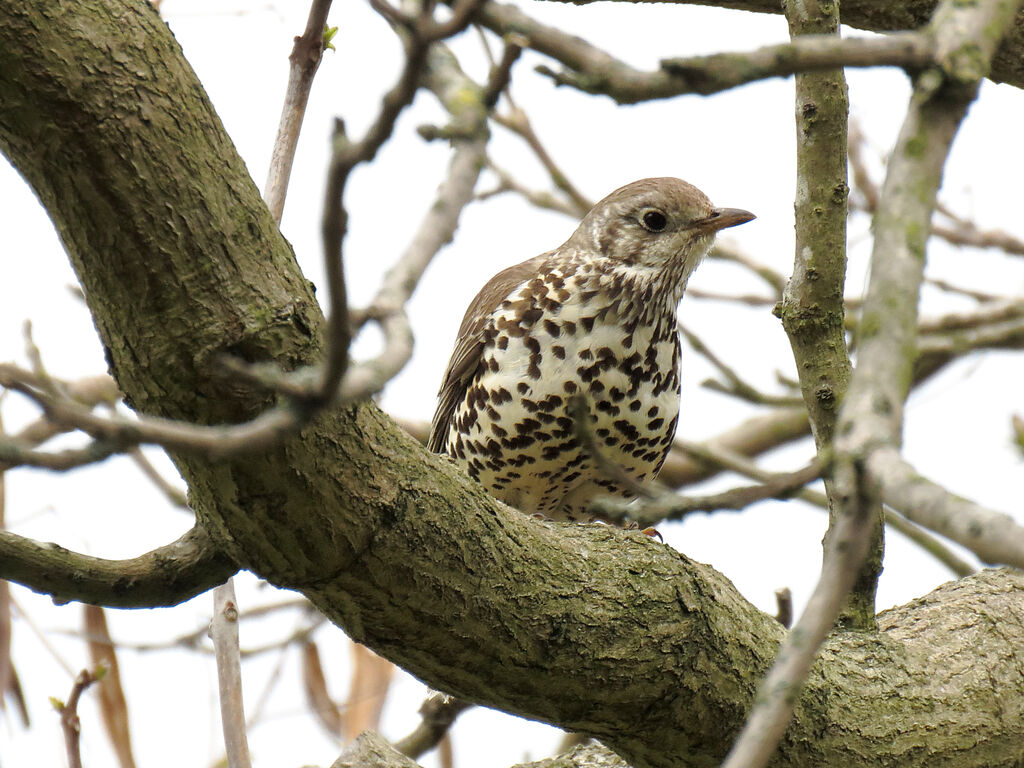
[[3, 4, 1023, 767], [478, 1, 934, 103], [536, 0, 1024, 91], [721, 1, 1023, 764], [212, 581, 253, 768], [0, 525, 236, 608], [264, 0, 335, 224]]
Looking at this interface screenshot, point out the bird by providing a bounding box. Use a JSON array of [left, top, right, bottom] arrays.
[[429, 177, 754, 522]]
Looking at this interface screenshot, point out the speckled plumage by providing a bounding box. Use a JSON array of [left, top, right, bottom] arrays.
[[429, 178, 754, 521]]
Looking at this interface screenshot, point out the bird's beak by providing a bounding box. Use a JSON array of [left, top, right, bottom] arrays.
[[694, 208, 756, 232]]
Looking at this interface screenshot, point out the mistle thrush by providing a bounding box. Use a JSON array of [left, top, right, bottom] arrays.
[[429, 177, 754, 521]]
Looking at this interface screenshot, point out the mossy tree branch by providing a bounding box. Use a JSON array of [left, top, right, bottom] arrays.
[[779, 0, 883, 630], [1, 3, 1023, 768]]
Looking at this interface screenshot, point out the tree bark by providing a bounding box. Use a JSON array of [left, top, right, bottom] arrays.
[[1, 3, 1022, 768], [586, 0, 1024, 91]]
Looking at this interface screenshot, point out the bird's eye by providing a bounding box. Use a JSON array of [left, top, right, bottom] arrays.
[[641, 210, 668, 232]]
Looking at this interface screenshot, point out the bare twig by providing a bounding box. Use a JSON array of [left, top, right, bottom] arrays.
[[679, 324, 803, 407], [394, 692, 473, 758], [127, 448, 189, 508], [850, 115, 1024, 257], [264, 0, 336, 224], [593, 455, 824, 527], [478, 1, 933, 104], [302, 640, 343, 739], [871, 448, 1024, 568], [674, 439, 977, 578], [65, 597, 314, 654], [478, 160, 582, 217], [0, 407, 11, 724], [54, 667, 104, 768], [211, 581, 252, 768], [491, 107, 593, 214], [707, 242, 788, 296], [342, 643, 395, 742], [774, 588, 793, 628], [480, 37, 524, 108]]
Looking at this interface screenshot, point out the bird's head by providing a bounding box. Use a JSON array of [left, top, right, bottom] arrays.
[[567, 177, 754, 274]]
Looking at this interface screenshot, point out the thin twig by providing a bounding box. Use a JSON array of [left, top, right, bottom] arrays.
[[264, 0, 336, 224], [774, 588, 793, 628], [491, 107, 593, 214], [394, 692, 473, 758], [593, 455, 824, 527], [54, 667, 103, 768], [679, 324, 803, 407], [478, 1, 934, 104], [127, 447, 189, 508], [211, 581, 252, 768]]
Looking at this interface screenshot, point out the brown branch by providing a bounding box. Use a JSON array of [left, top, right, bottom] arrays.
[[871, 448, 1024, 569], [491, 107, 593, 214], [0, 524, 236, 608], [773, 588, 793, 629], [679, 324, 803, 407], [127, 447, 189, 509], [394, 693, 473, 759], [343, 44, 492, 399], [674, 439, 977, 578], [594, 455, 825, 527], [212, 581, 252, 768], [478, 1, 933, 104], [264, 0, 335, 224], [54, 667, 103, 768]]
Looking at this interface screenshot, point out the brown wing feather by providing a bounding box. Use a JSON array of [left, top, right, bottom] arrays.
[[428, 252, 553, 453]]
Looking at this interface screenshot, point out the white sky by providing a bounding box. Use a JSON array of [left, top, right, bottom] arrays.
[[1, 1, 1022, 766]]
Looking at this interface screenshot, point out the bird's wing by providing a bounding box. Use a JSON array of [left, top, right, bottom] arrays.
[[428, 252, 553, 453]]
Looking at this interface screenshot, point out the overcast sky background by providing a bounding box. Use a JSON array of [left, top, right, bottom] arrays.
[[1, 1, 1022, 766]]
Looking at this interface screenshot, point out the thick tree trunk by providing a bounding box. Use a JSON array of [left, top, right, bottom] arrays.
[[1, 3, 1022, 767]]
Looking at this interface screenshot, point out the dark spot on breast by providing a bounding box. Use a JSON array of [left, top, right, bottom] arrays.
[[516, 418, 541, 434], [543, 319, 560, 337], [539, 395, 563, 412], [521, 308, 543, 326], [614, 420, 640, 441]]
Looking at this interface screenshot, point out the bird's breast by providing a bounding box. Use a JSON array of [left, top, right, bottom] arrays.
[[444, 275, 682, 519]]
